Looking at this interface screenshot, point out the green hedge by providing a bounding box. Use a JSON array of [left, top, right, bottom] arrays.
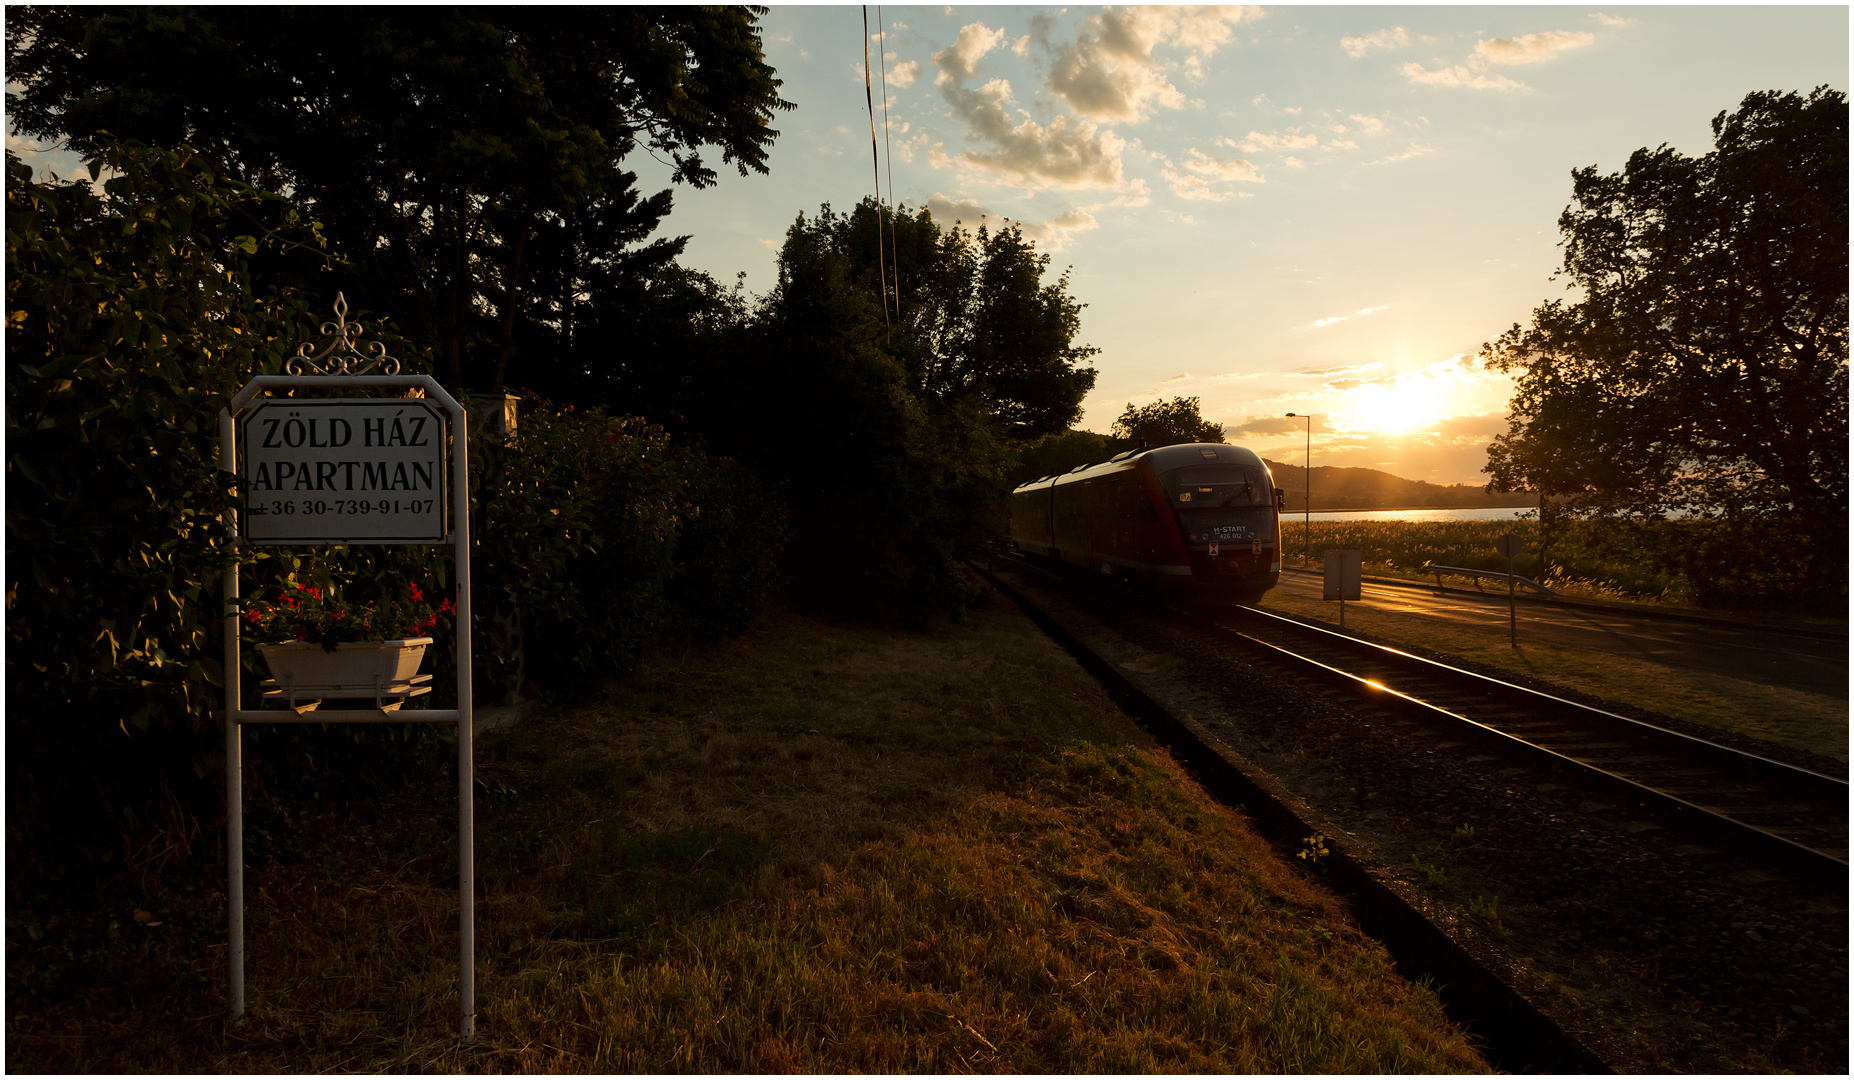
[[470, 403, 786, 704], [6, 147, 785, 894], [6, 144, 324, 885]]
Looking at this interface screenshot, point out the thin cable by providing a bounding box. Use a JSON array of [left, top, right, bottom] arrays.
[[878, 4, 901, 320], [862, 6, 891, 330]]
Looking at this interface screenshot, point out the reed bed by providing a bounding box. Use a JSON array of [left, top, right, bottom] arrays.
[[1277, 519, 1692, 605]]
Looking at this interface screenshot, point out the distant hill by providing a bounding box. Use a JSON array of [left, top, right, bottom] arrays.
[[1263, 459, 1534, 512]]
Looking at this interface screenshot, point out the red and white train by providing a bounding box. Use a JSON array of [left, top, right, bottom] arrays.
[[1008, 442, 1284, 606]]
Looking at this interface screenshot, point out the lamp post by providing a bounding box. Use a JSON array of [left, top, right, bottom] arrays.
[[1285, 412, 1313, 566]]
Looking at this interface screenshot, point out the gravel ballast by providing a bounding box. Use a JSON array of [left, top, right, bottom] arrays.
[[991, 567, 1847, 1074]]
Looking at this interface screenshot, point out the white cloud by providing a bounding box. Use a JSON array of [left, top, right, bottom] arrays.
[[893, 132, 932, 164], [931, 24, 1141, 192], [1341, 26, 1413, 58], [1161, 146, 1264, 200], [1589, 13, 1636, 27], [1327, 139, 1358, 151], [1013, 34, 1031, 57], [1349, 113, 1387, 136], [1044, 5, 1264, 123], [1183, 148, 1265, 183], [889, 59, 920, 88], [933, 22, 1005, 86], [924, 192, 998, 227], [1238, 130, 1319, 154], [1363, 144, 1435, 166], [1401, 62, 1523, 91], [1401, 27, 1596, 91], [922, 193, 1099, 250], [1309, 305, 1389, 329], [1474, 30, 1595, 66]]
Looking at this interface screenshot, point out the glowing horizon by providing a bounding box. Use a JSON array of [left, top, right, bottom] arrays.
[[14, 7, 1839, 485]]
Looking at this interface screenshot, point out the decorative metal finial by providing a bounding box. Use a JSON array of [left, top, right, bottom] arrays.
[[286, 293, 402, 376]]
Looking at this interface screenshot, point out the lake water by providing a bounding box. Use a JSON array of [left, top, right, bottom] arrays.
[[1293, 506, 1538, 524]]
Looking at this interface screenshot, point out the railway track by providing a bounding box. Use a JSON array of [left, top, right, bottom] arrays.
[[1203, 602, 1849, 881], [990, 547, 1847, 881], [983, 548, 1849, 1069]]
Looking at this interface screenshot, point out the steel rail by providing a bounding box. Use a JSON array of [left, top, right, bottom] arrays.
[[1210, 602, 1848, 880], [1228, 603, 1847, 798], [990, 548, 1846, 880]]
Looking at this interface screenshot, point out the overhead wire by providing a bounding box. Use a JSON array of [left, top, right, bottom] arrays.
[[878, 4, 901, 323], [861, 6, 892, 331]]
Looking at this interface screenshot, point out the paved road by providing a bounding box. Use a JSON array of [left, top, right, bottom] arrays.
[[1269, 568, 1848, 700]]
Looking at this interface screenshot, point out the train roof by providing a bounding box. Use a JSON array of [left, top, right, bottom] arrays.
[[1011, 442, 1270, 495]]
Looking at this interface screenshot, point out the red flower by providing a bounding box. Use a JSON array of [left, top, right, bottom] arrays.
[[408, 582, 425, 603], [439, 599, 456, 614]]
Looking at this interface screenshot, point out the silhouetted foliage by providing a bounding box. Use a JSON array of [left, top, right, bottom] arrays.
[[724, 200, 1098, 621], [7, 6, 792, 393], [5, 144, 334, 888], [1111, 396, 1227, 449], [1010, 429, 1116, 485], [5, 143, 789, 901], [1484, 87, 1847, 609]]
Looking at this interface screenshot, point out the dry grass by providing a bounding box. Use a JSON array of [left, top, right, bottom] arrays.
[[8, 592, 1488, 1073], [1257, 589, 1848, 763]]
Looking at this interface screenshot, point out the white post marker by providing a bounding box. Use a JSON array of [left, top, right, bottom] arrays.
[[219, 295, 476, 1042], [1323, 548, 1363, 629], [1497, 532, 1524, 648]]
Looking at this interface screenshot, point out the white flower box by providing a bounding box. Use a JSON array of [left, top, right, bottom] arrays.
[[257, 637, 434, 711]]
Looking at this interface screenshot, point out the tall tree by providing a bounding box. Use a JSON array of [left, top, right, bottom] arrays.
[[1483, 88, 1847, 528], [6, 6, 792, 392], [1111, 396, 1227, 449], [715, 200, 1100, 620], [775, 200, 1100, 442]]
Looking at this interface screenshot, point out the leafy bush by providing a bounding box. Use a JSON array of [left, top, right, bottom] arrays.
[[5, 143, 331, 885], [5, 145, 788, 898], [472, 402, 787, 703]]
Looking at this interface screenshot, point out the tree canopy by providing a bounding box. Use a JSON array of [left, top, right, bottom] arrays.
[[6, 6, 792, 392], [1111, 396, 1227, 449], [688, 199, 1099, 621], [1483, 87, 1847, 524]]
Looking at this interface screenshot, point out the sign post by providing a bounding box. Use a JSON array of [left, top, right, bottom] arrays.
[[1497, 532, 1524, 648], [1323, 548, 1363, 629], [219, 295, 475, 1041]]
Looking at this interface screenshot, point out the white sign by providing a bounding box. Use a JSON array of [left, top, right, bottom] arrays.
[[239, 399, 447, 543]]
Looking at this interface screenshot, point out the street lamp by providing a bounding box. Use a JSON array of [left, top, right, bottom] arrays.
[[1285, 412, 1314, 566]]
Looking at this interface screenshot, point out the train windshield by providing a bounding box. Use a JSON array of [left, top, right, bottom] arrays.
[[1159, 464, 1273, 508]]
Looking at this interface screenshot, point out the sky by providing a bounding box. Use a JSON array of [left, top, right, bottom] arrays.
[[624, 4, 1847, 485], [9, 7, 1845, 485]]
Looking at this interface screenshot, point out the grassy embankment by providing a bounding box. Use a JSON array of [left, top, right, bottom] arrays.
[[6, 594, 1488, 1073], [1264, 521, 1846, 763]]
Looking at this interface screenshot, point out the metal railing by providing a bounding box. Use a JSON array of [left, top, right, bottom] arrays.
[[1420, 561, 1555, 596]]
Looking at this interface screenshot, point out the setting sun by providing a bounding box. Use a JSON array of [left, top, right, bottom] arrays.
[[1338, 379, 1445, 435]]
